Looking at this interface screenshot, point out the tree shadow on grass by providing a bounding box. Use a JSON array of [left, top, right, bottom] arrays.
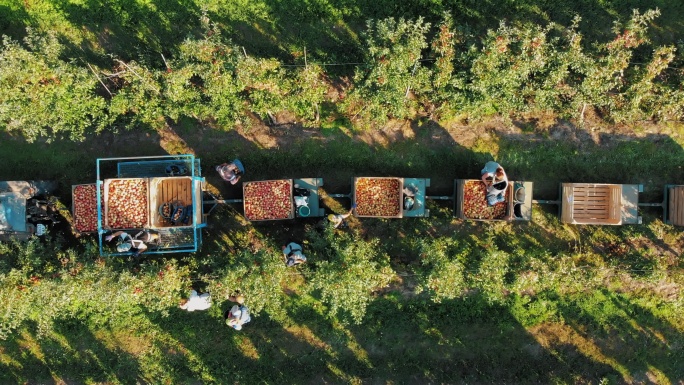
[[493, 127, 684, 268], [553, 288, 684, 383], [0, 319, 143, 384], [350, 292, 618, 383], [147, 297, 376, 383], [496, 129, 684, 201], [47, 0, 202, 65]]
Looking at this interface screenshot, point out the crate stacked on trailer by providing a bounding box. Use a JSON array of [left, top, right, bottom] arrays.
[[455, 179, 533, 221], [352, 177, 430, 218], [242, 178, 324, 221]]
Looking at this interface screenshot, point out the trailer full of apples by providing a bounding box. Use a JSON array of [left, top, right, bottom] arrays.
[[355, 178, 401, 217], [462, 180, 508, 220], [243, 180, 293, 220], [106, 179, 149, 228], [72, 184, 103, 232]]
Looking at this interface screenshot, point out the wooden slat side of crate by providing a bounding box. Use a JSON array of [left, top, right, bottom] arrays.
[[669, 186, 684, 226], [560, 184, 575, 223], [454, 179, 464, 219]]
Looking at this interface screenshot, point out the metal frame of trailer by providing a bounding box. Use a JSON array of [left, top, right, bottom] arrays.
[[94, 155, 206, 256]]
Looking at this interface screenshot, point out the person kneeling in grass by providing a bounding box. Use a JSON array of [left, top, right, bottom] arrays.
[[328, 204, 356, 229], [224, 295, 250, 331], [282, 242, 306, 266]]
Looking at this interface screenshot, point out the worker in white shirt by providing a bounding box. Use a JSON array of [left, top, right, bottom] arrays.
[[179, 290, 212, 311]]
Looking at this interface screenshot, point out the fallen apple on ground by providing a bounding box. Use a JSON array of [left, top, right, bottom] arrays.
[[355, 178, 401, 217], [106, 179, 148, 228], [243, 180, 293, 220], [462, 180, 508, 219]]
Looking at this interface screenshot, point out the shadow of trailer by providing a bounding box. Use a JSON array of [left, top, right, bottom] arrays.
[[351, 177, 430, 218], [0, 181, 59, 241], [454, 179, 533, 221], [72, 155, 208, 257], [558, 183, 642, 225]]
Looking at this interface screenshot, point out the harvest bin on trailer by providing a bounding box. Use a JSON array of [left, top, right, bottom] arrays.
[[352, 177, 430, 218], [455, 179, 533, 221], [71, 155, 207, 256], [243, 178, 324, 221], [559, 183, 642, 225]]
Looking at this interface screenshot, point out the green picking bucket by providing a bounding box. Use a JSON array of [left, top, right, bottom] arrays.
[[298, 205, 311, 217]]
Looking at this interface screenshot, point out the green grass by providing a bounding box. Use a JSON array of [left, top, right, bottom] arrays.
[[1, 121, 683, 383]]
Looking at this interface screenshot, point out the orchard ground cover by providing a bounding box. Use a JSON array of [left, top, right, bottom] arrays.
[[0, 118, 683, 384]]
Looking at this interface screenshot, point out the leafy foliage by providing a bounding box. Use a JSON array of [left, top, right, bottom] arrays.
[[0, 244, 189, 339], [0, 30, 108, 142], [416, 237, 468, 302], [306, 228, 394, 324], [206, 249, 289, 320], [344, 17, 432, 126]]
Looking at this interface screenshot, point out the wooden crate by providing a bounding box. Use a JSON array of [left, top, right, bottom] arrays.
[[667, 186, 684, 226], [149, 177, 194, 227], [353, 177, 403, 218], [242, 179, 295, 221], [103, 178, 150, 229], [561, 183, 621, 225]]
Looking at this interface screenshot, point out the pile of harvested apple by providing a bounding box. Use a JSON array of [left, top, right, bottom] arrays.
[[355, 178, 401, 217], [106, 179, 148, 228], [243, 180, 293, 220]]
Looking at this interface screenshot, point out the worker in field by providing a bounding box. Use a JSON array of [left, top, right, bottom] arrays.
[[216, 159, 245, 185], [179, 290, 212, 311], [224, 295, 251, 331], [105, 230, 160, 256], [481, 161, 508, 206], [282, 241, 307, 266], [328, 204, 356, 229]]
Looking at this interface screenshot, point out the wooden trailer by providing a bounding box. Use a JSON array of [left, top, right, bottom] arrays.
[[560, 183, 642, 225], [663, 185, 684, 226]]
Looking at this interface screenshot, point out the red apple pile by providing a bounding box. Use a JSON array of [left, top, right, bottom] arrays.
[[106, 179, 148, 228], [243, 180, 293, 220], [355, 178, 401, 217], [462, 180, 508, 219], [73, 184, 103, 232]]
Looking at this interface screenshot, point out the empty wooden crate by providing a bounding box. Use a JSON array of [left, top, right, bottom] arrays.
[[665, 185, 684, 226], [560, 183, 641, 225]]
